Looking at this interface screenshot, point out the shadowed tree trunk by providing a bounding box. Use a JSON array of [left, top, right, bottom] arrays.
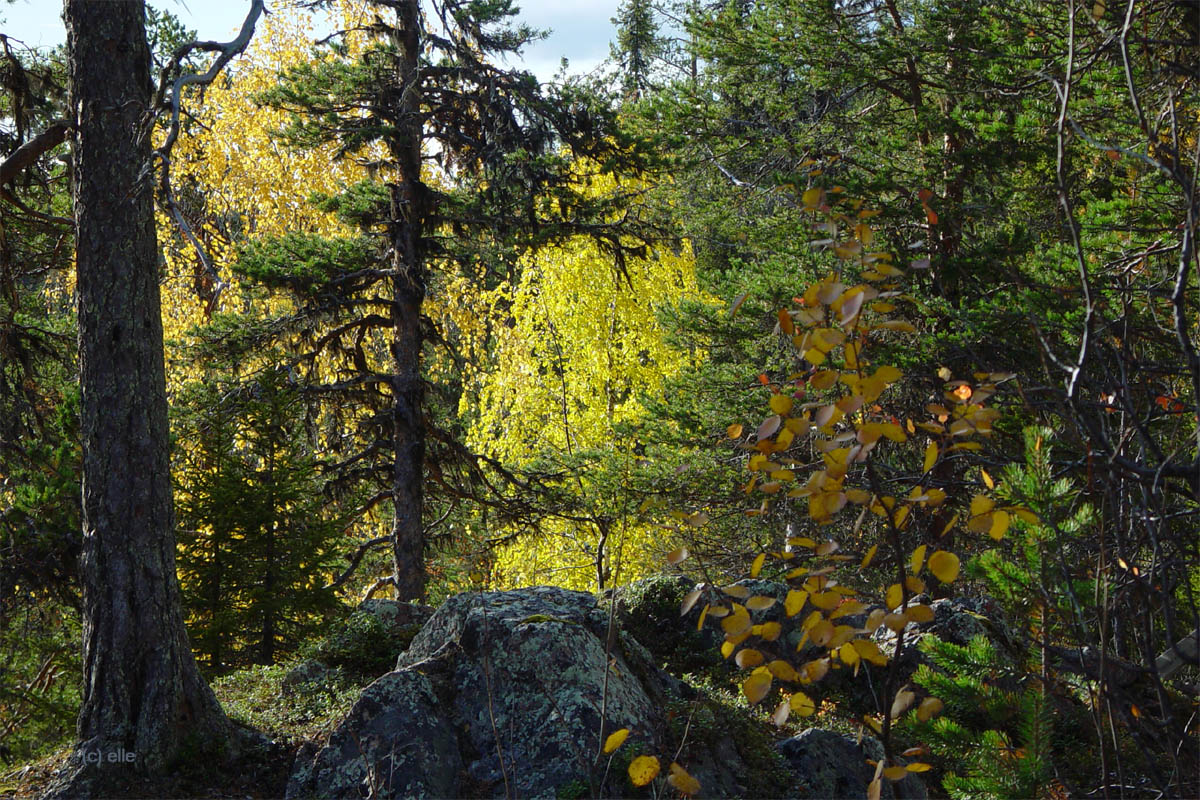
[[388, 0, 428, 602], [52, 0, 234, 792]]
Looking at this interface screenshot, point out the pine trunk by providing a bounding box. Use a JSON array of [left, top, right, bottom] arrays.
[[60, 0, 232, 789], [389, 0, 428, 601]]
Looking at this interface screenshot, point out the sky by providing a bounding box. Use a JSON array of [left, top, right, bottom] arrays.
[[0, 0, 621, 82]]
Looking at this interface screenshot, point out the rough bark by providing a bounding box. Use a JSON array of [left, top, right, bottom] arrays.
[[389, 0, 428, 601], [55, 0, 233, 791]]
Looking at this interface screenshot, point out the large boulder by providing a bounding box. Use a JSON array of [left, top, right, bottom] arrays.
[[287, 586, 675, 799]]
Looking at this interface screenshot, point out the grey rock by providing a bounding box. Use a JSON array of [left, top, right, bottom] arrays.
[[777, 729, 926, 800], [286, 671, 462, 800]]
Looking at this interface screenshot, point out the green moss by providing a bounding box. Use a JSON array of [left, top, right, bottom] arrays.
[[300, 609, 418, 678], [612, 575, 725, 678], [666, 683, 795, 799], [555, 777, 590, 799], [211, 661, 360, 742]]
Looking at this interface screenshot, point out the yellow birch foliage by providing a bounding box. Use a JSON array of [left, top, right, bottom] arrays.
[[467, 180, 711, 589], [158, 2, 374, 378]]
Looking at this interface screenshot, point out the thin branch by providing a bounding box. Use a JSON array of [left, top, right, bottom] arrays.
[[149, 0, 267, 309]]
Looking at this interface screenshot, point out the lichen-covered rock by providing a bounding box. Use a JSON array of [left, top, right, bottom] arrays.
[[285, 671, 462, 799], [289, 586, 677, 799], [776, 729, 926, 800], [401, 586, 669, 798]]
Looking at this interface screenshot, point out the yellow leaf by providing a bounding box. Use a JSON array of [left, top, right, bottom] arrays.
[[1013, 507, 1039, 524], [839, 642, 860, 667], [789, 691, 817, 716], [723, 585, 751, 599], [722, 607, 752, 637], [906, 762, 933, 773], [981, 468, 995, 489], [628, 755, 660, 787], [853, 638, 888, 666], [810, 591, 841, 611], [883, 765, 909, 780], [759, 621, 783, 641], [970, 494, 995, 516], [928, 550, 960, 583], [770, 393, 794, 415], [923, 441, 938, 473], [910, 545, 927, 576], [802, 187, 824, 208], [874, 365, 902, 383], [747, 595, 777, 612], [916, 696, 944, 721], [696, 604, 709, 631], [736, 648, 765, 669], [860, 544, 878, 569], [743, 667, 773, 704], [785, 590, 808, 617], [885, 583, 903, 611], [681, 587, 703, 616], [667, 547, 689, 565], [768, 659, 799, 681], [810, 370, 839, 390], [667, 763, 701, 796], [988, 510, 1010, 540], [750, 552, 767, 578], [727, 423, 744, 439], [603, 728, 629, 754], [906, 604, 934, 623]]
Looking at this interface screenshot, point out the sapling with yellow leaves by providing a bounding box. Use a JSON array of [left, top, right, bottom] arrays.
[[668, 180, 1034, 795]]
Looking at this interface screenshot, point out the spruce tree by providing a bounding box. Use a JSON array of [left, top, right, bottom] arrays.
[[174, 369, 343, 672]]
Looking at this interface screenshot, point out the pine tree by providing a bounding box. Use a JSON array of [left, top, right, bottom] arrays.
[[236, 0, 658, 599]]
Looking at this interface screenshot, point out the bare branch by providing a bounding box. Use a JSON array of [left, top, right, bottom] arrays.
[[0, 121, 69, 187], [150, 0, 267, 309]]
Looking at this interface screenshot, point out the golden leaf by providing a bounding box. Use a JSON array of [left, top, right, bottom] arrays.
[[603, 728, 629, 754], [785, 590, 808, 617], [667, 763, 701, 796], [927, 550, 960, 583], [789, 691, 817, 716], [742, 667, 773, 704], [628, 755, 660, 787], [735, 648, 765, 669], [916, 696, 944, 721]]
